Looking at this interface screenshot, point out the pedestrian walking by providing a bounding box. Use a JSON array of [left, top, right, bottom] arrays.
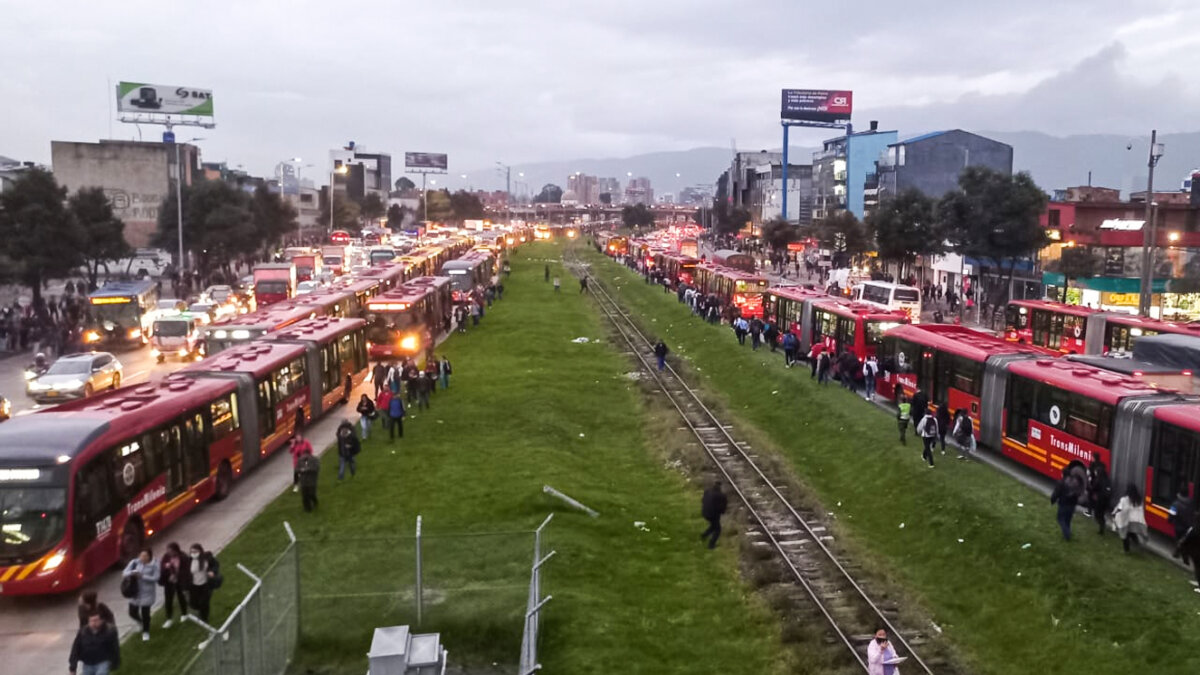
[[1112, 483, 1148, 553], [342, 372, 353, 403], [916, 412, 938, 467], [897, 396, 911, 445], [356, 394, 376, 440], [910, 388, 929, 431], [159, 542, 189, 629], [579, 277, 588, 293], [121, 547, 159, 641], [1174, 513, 1200, 592], [1088, 455, 1113, 535], [654, 340, 669, 371], [817, 351, 831, 384], [862, 356, 878, 400], [388, 392, 406, 440], [936, 403, 952, 454], [296, 449, 320, 512], [867, 629, 900, 675], [186, 544, 220, 623], [782, 331, 797, 367], [699, 481, 728, 549], [1050, 468, 1079, 541], [336, 420, 360, 481], [76, 591, 115, 629], [544, 264, 550, 282], [951, 409, 975, 458], [553, 277, 561, 292], [289, 434, 313, 493], [1169, 489, 1196, 561], [439, 356, 452, 390], [416, 371, 432, 410], [69, 611, 120, 675]]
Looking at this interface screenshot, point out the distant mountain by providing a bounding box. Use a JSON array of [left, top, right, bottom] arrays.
[[447, 132, 1199, 200]]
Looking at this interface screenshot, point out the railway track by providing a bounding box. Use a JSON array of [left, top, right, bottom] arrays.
[[570, 253, 943, 674]]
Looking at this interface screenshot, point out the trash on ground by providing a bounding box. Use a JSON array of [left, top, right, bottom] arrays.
[[571, 337, 590, 343]]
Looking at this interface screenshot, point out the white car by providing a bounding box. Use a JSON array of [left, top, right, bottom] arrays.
[[26, 352, 123, 403]]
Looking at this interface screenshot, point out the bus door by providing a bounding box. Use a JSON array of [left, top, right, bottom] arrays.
[[256, 377, 276, 440], [932, 350, 952, 407], [181, 412, 209, 488], [1031, 310, 1050, 348], [161, 426, 186, 500]]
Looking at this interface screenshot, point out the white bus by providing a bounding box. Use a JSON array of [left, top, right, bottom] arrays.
[[853, 280, 923, 322]]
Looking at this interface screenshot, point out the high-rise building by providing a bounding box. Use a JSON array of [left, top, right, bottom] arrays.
[[330, 146, 392, 204], [875, 129, 1012, 204], [625, 176, 654, 205], [812, 124, 897, 220]]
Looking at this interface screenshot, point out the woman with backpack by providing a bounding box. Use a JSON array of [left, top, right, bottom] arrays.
[[1112, 483, 1149, 553], [951, 409, 975, 459], [186, 543, 221, 624], [121, 547, 159, 641], [356, 393, 376, 440], [916, 411, 939, 467]]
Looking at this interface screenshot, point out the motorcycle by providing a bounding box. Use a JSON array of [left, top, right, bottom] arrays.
[[24, 363, 49, 382], [0, 395, 11, 422]]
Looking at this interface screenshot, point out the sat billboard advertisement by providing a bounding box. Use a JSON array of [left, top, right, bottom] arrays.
[[116, 82, 213, 116], [404, 152, 449, 171], [781, 89, 852, 124]]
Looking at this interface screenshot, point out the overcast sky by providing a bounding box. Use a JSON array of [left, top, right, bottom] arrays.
[[2, 0, 1197, 188]]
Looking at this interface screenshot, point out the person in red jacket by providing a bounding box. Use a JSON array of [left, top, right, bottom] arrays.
[[290, 433, 313, 494]]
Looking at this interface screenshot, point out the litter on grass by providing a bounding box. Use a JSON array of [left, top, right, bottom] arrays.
[[571, 337, 590, 343], [957, 538, 964, 543], [1021, 543, 1032, 549], [899, 523, 906, 529]]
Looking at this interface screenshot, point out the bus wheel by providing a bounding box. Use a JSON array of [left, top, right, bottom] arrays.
[[120, 520, 144, 563], [212, 462, 233, 501]]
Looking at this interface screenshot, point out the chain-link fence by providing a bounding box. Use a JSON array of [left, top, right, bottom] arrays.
[[178, 523, 300, 675]]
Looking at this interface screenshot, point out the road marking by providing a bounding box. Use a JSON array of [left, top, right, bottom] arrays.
[[126, 369, 148, 381]]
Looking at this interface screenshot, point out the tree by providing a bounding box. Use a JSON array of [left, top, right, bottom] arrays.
[[0, 168, 85, 304], [70, 187, 132, 290], [250, 185, 297, 250], [448, 190, 484, 223], [599, 192, 612, 205], [1046, 246, 1104, 303], [317, 194, 362, 233], [359, 192, 386, 226], [533, 183, 563, 204], [621, 203, 656, 231], [712, 201, 751, 237], [156, 179, 257, 277], [810, 211, 870, 268], [938, 166, 1049, 316], [421, 189, 454, 223], [867, 189, 941, 279], [759, 217, 798, 254], [394, 176, 416, 192], [385, 203, 405, 230]]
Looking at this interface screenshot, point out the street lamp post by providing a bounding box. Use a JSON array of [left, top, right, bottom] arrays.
[[172, 136, 204, 274], [1138, 130, 1166, 317]]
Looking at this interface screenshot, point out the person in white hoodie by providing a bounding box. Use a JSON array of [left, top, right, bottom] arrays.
[[1112, 483, 1148, 553], [867, 628, 901, 675]]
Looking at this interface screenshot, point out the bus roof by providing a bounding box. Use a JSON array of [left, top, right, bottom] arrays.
[[767, 286, 827, 302], [178, 342, 306, 379], [887, 324, 1052, 361], [208, 302, 318, 331], [263, 316, 366, 345], [1008, 299, 1099, 317], [89, 280, 156, 299], [290, 288, 353, 311], [366, 284, 443, 311], [1006, 358, 1171, 404], [1154, 404, 1200, 433], [812, 296, 910, 321], [1102, 312, 1200, 337], [0, 377, 238, 464], [697, 263, 767, 282]]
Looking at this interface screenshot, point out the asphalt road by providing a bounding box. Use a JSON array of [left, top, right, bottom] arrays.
[[0, 342, 167, 418]]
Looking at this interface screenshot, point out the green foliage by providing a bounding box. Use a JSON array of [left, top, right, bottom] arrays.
[[70, 186, 131, 289], [422, 189, 454, 223], [156, 179, 263, 274], [533, 183, 563, 204], [448, 190, 485, 223], [710, 200, 751, 237], [809, 211, 869, 266], [394, 176, 416, 192], [249, 185, 297, 249], [621, 203, 655, 231], [359, 192, 386, 225], [0, 168, 85, 301], [317, 194, 362, 233], [867, 189, 941, 272], [385, 202, 407, 230], [759, 217, 798, 253]]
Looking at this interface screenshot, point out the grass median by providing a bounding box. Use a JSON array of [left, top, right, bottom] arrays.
[[580, 243, 1200, 675], [119, 241, 786, 675]]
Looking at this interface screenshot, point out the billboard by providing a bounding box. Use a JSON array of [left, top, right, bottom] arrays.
[[404, 152, 448, 171], [781, 89, 852, 124], [116, 82, 213, 116]]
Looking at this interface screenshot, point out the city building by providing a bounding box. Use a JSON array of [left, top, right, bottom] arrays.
[[624, 176, 654, 205], [749, 162, 813, 227], [678, 185, 712, 205], [330, 145, 392, 204], [812, 123, 897, 220], [726, 150, 781, 211], [599, 177, 621, 204], [1052, 186, 1121, 203], [566, 173, 599, 205], [874, 129, 1012, 204], [51, 139, 200, 248]]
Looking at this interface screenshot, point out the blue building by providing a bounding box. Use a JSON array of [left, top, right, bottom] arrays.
[[812, 123, 897, 220]]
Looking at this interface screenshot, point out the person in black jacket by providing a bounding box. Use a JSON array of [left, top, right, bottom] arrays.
[[1169, 490, 1196, 563], [1088, 455, 1113, 535], [936, 403, 952, 454], [1050, 468, 1079, 541], [910, 388, 929, 431], [700, 481, 729, 549], [69, 611, 120, 674], [653, 341, 669, 371], [356, 394, 376, 440], [186, 544, 221, 623], [371, 362, 388, 398], [336, 420, 361, 481]]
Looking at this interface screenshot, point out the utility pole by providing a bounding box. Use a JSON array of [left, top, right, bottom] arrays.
[[1137, 130, 1165, 317]]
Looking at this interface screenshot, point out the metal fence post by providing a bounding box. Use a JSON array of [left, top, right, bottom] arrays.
[[415, 515, 423, 626], [284, 521, 300, 647]]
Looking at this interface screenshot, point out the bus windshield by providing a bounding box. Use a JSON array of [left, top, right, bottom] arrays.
[[256, 281, 289, 296], [154, 320, 191, 337], [0, 486, 67, 562], [89, 301, 140, 327]]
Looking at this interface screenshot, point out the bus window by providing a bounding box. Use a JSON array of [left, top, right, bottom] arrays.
[[1032, 310, 1050, 347], [274, 359, 307, 401], [210, 393, 239, 437], [1006, 304, 1028, 332], [1062, 315, 1085, 351], [257, 378, 275, 436], [182, 413, 208, 486], [814, 310, 836, 344], [840, 317, 856, 351], [1006, 376, 1036, 443], [1067, 395, 1112, 447], [111, 439, 151, 503], [891, 339, 921, 375], [1151, 424, 1198, 506], [952, 355, 983, 397], [160, 426, 185, 497], [321, 342, 341, 394], [73, 458, 114, 550], [933, 353, 953, 405]]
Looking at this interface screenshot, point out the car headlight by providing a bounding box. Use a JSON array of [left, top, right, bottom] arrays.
[[23, 370, 37, 381], [60, 379, 84, 390], [128, 328, 142, 339], [150, 348, 160, 357], [399, 335, 419, 352], [28, 381, 49, 391], [84, 331, 100, 343], [178, 348, 189, 356]]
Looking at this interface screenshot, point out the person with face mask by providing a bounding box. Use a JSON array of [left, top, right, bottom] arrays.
[[186, 543, 221, 624], [868, 629, 903, 675]]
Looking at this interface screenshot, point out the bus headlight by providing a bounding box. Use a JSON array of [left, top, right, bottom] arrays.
[[399, 335, 418, 352], [127, 328, 142, 339], [84, 331, 100, 343], [41, 548, 67, 572], [150, 348, 160, 357], [178, 348, 189, 357]]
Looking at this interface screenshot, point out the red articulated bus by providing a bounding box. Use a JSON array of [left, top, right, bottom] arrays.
[[1082, 312, 1200, 356], [202, 302, 322, 354], [1144, 405, 1200, 535], [877, 323, 1054, 433], [177, 342, 312, 461], [709, 249, 757, 273], [807, 297, 909, 361], [1004, 300, 1100, 354], [364, 277, 452, 360], [440, 250, 496, 305], [353, 263, 408, 294], [694, 264, 769, 319], [655, 252, 700, 287], [290, 287, 360, 319], [262, 316, 369, 416]]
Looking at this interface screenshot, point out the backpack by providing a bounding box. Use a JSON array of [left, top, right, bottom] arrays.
[[953, 416, 971, 441], [388, 368, 402, 394], [120, 573, 138, 599]]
